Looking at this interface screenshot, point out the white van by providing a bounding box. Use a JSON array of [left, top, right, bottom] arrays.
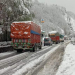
[[44, 37, 52, 46]]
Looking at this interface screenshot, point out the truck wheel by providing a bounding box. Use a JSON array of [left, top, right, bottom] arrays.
[[39, 45, 42, 49], [17, 49, 23, 53], [53, 42, 55, 44], [17, 50, 19, 53], [56, 42, 58, 44], [49, 44, 50, 46], [33, 45, 37, 52], [33, 46, 35, 52]]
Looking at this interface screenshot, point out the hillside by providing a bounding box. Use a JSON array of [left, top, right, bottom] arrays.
[[30, 1, 75, 36], [0, 0, 75, 41]]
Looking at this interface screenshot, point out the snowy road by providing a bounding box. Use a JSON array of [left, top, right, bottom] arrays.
[[32, 44, 64, 75], [0, 41, 69, 75], [0, 46, 48, 60], [0, 45, 56, 75], [0, 51, 18, 60], [30, 41, 70, 75]]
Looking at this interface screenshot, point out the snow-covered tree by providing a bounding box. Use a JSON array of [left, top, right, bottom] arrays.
[[30, 1, 72, 35], [0, 0, 33, 25]]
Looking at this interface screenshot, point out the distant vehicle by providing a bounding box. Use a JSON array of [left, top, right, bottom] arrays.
[[11, 21, 42, 52], [64, 35, 68, 40], [60, 34, 64, 42], [48, 31, 60, 44], [44, 37, 52, 46], [60, 38, 64, 42]]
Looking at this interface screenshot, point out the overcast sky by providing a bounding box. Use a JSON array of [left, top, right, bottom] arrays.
[[37, 0, 75, 14]]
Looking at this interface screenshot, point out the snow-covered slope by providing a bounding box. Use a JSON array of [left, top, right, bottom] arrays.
[[64, 12, 75, 36], [1, 0, 75, 37], [30, 1, 75, 36], [30, 2, 69, 35], [70, 18, 75, 31]]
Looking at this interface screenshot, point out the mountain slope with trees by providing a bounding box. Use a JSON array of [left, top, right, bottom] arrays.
[[0, 0, 75, 41], [30, 1, 72, 35]]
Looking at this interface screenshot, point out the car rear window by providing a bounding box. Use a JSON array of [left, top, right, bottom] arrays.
[[44, 38, 50, 41]]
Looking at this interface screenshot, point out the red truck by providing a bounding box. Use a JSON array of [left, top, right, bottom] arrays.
[[11, 21, 42, 52], [48, 31, 60, 44]]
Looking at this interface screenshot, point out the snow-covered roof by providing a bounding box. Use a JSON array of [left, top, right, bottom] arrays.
[[64, 35, 68, 37], [11, 21, 35, 25], [48, 31, 58, 34], [13, 21, 33, 24]]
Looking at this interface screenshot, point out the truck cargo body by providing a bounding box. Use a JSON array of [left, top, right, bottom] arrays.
[[11, 21, 42, 52], [50, 36, 60, 44], [48, 31, 60, 44]]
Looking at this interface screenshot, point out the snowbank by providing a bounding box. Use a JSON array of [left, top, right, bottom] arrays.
[[56, 43, 75, 75]]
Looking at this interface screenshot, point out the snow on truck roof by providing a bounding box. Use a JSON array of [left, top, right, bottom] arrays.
[[12, 21, 33, 24], [49, 31, 58, 34], [11, 21, 40, 28]]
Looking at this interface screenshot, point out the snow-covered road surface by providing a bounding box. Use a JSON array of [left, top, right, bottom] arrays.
[[0, 41, 69, 75], [0, 46, 47, 60], [0, 51, 17, 60], [0, 45, 56, 75], [12, 45, 60, 75], [32, 44, 64, 75]]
